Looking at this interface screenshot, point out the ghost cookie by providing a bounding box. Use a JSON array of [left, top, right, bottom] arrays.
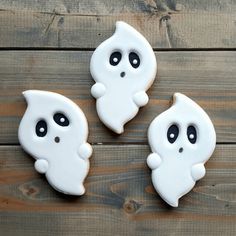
[[90, 21, 157, 134], [147, 93, 216, 207], [18, 90, 92, 195]]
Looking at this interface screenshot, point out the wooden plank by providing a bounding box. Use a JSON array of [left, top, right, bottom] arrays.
[[0, 9, 236, 48], [1, 0, 236, 14], [0, 145, 236, 236], [0, 50, 235, 144]]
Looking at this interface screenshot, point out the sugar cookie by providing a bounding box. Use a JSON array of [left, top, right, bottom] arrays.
[[90, 21, 157, 134], [18, 90, 92, 195], [147, 93, 216, 207]]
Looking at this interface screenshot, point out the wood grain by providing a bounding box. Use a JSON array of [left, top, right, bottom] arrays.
[[0, 50, 235, 144], [2, 0, 236, 14], [0, 2, 236, 235], [0, 145, 236, 236], [0, 1, 236, 48]]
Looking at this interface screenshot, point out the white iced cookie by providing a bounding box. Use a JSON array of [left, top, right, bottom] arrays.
[[18, 90, 92, 195], [147, 93, 216, 207], [90, 21, 157, 134]]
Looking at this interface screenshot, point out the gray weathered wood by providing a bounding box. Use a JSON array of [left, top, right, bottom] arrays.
[[0, 145, 236, 236], [0, 51, 235, 144], [2, 0, 236, 14], [0, 1, 236, 235], [0, 0, 236, 48]]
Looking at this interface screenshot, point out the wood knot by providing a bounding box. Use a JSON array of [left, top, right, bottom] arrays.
[[2, 198, 9, 205], [123, 199, 142, 214], [160, 15, 171, 23], [19, 183, 40, 198], [58, 17, 64, 27]]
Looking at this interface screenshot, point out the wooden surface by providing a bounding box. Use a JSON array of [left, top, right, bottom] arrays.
[[0, 0, 236, 48], [0, 1, 236, 236], [0, 145, 236, 236], [1, 51, 236, 144]]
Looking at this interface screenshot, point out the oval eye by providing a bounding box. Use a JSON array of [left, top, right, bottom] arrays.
[[53, 113, 69, 127], [129, 52, 140, 68], [36, 120, 47, 137], [187, 125, 197, 144], [109, 51, 122, 66], [167, 124, 179, 144]]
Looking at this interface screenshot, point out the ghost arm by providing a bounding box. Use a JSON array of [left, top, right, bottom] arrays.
[[34, 159, 49, 174], [91, 83, 106, 99], [78, 143, 93, 160], [147, 153, 162, 170], [191, 163, 206, 181], [133, 91, 149, 107]]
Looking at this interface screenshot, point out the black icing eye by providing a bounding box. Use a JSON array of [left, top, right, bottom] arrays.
[[36, 120, 47, 137], [187, 125, 197, 144], [129, 52, 140, 68], [109, 51, 122, 66], [53, 113, 69, 127], [167, 124, 179, 144]]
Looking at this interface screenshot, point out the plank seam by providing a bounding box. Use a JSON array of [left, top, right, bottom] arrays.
[[1, 48, 236, 51], [0, 143, 235, 146]]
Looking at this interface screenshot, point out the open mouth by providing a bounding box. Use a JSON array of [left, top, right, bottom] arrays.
[[54, 136, 60, 143], [120, 72, 126, 77]]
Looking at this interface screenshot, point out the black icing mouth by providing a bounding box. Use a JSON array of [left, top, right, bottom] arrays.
[[54, 136, 60, 143], [120, 72, 126, 77], [179, 147, 183, 153]]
